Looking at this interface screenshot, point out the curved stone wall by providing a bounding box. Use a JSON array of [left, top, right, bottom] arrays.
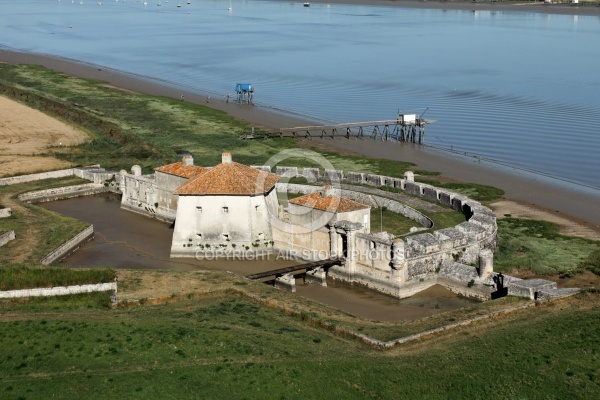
[[277, 182, 434, 229], [267, 166, 498, 298]]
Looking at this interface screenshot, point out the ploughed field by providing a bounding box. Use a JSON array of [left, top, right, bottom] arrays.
[[0, 95, 88, 177]]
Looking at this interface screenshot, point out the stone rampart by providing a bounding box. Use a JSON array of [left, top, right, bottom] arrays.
[[40, 225, 94, 266], [0, 168, 75, 186], [275, 166, 497, 299], [250, 165, 272, 173], [0, 230, 16, 247], [0, 281, 117, 300], [0, 165, 111, 187], [278, 183, 433, 229], [275, 166, 299, 177], [0, 208, 11, 218], [18, 183, 109, 203]]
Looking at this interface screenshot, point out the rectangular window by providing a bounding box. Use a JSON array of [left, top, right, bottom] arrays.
[[196, 206, 202, 213], [222, 207, 229, 213], [255, 205, 260, 212]]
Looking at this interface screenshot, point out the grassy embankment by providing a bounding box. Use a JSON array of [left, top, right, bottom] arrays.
[[0, 177, 90, 265], [0, 289, 598, 399]]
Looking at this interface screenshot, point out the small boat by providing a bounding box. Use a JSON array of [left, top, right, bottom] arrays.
[[177, 3, 181, 7], [303, 2, 310, 7]]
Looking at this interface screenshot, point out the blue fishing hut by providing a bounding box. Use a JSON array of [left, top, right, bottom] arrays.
[[235, 83, 254, 104]]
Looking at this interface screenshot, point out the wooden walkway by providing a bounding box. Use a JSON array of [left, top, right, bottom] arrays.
[[277, 117, 436, 144], [246, 258, 343, 280]]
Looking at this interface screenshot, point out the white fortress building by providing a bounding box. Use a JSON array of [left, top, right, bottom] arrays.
[[118, 151, 504, 300], [170, 152, 281, 256]]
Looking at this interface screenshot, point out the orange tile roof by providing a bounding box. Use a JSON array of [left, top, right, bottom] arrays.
[[289, 192, 370, 213], [175, 162, 280, 196], [155, 162, 204, 179]]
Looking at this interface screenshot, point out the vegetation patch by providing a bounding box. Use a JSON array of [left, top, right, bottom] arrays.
[[371, 207, 422, 235], [0, 265, 114, 291], [0, 177, 90, 265], [0, 290, 597, 398], [0, 63, 416, 178], [495, 218, 600, 276]]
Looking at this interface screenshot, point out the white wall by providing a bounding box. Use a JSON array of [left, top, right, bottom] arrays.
[[171, 190, 279, 256]]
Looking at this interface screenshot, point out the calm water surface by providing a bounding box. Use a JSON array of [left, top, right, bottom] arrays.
[[1, 0, 599, 189], [41, 194, 478, 321]]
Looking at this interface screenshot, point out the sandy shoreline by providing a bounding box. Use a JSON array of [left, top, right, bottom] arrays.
[[0, 46, 599, 237]]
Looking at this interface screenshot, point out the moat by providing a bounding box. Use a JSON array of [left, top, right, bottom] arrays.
[[41, 193, 478, 321]]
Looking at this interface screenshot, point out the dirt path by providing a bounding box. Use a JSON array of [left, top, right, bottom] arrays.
[[0, 95, 89, 177]]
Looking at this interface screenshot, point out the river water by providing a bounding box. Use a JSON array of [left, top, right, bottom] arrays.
[[41, 194, 478, 321], [1, 0, 599, 190]]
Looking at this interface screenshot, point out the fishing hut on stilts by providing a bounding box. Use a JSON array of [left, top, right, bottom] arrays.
[[278, 109, 436, 144], [235, 83, 254, 104]]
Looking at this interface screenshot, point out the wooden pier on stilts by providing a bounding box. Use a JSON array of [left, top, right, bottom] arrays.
[[277, 111, 436, 144]]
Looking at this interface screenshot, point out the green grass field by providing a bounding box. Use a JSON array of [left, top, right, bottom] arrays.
[[0, 291, 598, 399], [495, 218, 600, 276]]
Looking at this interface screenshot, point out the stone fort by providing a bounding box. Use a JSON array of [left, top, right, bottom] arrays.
[[118, 152, 502, 300]]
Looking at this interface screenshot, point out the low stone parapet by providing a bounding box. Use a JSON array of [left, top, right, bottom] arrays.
[[537, 288, 580, 301], [0, 168, 74, 186], [275, 166, 299, 177], [250, 165, 272, 173], [507, 278, 558, 300], [18, 183, 108, 203], [40, 225, 94, 266], [0, 230, 15, 247], [0, 281, 117, 302]]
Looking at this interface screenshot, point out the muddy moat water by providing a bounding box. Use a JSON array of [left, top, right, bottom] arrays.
[[41, 194, 478, 321]]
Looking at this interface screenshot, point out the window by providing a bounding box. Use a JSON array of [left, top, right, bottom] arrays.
[[222, 207, 229, 213], [255, 205, 260, 212], [196, 206, 202, 213]]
